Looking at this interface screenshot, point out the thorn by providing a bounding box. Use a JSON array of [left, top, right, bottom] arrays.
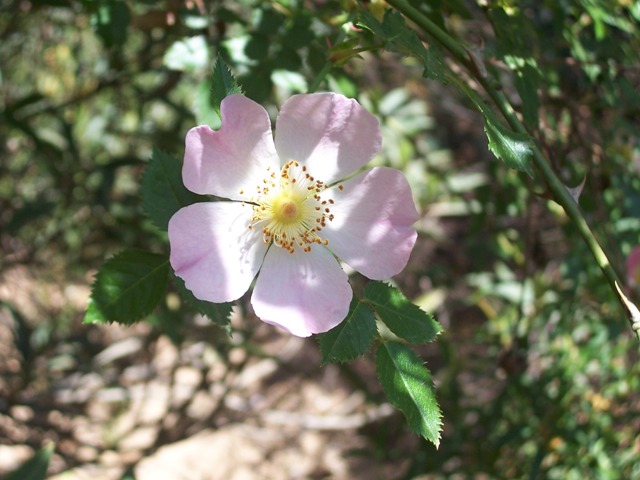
[[614, 281, 640, 334], [565, 175, 587, 204]]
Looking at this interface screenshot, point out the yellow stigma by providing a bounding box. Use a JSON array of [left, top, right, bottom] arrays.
[[271, 194, 303, 224], [245, 160, 334, 254]]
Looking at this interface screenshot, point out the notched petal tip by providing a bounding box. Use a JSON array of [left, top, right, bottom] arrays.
[[275, 92, 382, 184], [182, 95, 279, 199]]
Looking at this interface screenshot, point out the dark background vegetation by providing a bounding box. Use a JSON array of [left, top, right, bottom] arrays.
[[1, 0, 639, 478]]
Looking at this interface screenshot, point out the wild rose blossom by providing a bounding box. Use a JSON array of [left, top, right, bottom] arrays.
[[168, 93, 418, 337]]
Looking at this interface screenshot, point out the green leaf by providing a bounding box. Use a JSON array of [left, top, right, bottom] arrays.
[[84, 298, 105, 324], [172, 274, 233, 330], [85, 250, 170, 325], [423, 43, 448, 83], [209, 56, 243, 118], [5, 443, 55, 480], [357, 10, 447, 82], [376, 341, 442, 446], [317, 298, 377, 363], [483, 114, 534, 177], [364, 282, 442, 344], [141, 148, 206, 231], [457, 82, 534, 176], [195, 79, 222, 130]]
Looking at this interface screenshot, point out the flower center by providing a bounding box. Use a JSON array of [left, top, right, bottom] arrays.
[[272, 195, 301, 224], [245, 160, 337, 254]]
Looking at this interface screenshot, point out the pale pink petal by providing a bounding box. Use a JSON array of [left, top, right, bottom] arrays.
[[274, 93, 381, 185], [183, 95, 279, 200], [251, 245, 352, 337], [321, 167, 418, 280], [168, 202, 267, 302]]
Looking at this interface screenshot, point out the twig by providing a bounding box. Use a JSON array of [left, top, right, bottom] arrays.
[[385, 0, 640, 342]]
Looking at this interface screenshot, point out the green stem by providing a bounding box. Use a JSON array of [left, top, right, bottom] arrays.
[[307, 61, 333, 94], [386, 0, 640, 341], [307, 21, 351, 93]]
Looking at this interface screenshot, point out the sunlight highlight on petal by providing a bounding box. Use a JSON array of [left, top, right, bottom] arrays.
[[321, 167, 419, 280], [251, 245, 352, 337], [169, 202, 267, 302], [275, 93, 381, 185]]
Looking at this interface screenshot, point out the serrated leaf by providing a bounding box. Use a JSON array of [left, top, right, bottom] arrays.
[[484, 118, 534, 177], [357, 10, 447, 82], [457, 82, 534, 177], [423, 43, 448, 83], [358, 9, 425, 57], [317, 298, 377, 363], [5, 443, 54, 480], [172, 274, 233, 330], [84, 298, 106, 324], [376, 341, 442, 446], [85, 250, 169, 325], [141, 148, 206, 231], [195, 79, 222, 129], [209, 56, 242, 118], [364, 282, 441, 344]]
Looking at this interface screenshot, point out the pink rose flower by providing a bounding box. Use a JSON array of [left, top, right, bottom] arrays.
[[626, 246, 640, 288], [168, 93, 418, 337]]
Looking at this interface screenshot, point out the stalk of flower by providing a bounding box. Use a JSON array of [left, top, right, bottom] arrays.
[[168, 93, 419, 337]]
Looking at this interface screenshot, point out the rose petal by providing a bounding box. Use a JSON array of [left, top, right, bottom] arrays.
[[168, 202, 267, 302], [321, 167, 418, 280], [274, 93, 381, 185], [183, 95, 279, 200], [251, 245, 352, 337]]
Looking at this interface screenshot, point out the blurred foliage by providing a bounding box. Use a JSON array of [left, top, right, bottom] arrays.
[[1, 0, 640, 478]]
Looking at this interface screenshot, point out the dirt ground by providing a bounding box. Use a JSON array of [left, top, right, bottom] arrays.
[[0, 257, 435, 480]]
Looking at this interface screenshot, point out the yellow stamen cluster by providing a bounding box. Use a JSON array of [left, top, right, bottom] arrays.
[[245, 160, 335, 253]]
